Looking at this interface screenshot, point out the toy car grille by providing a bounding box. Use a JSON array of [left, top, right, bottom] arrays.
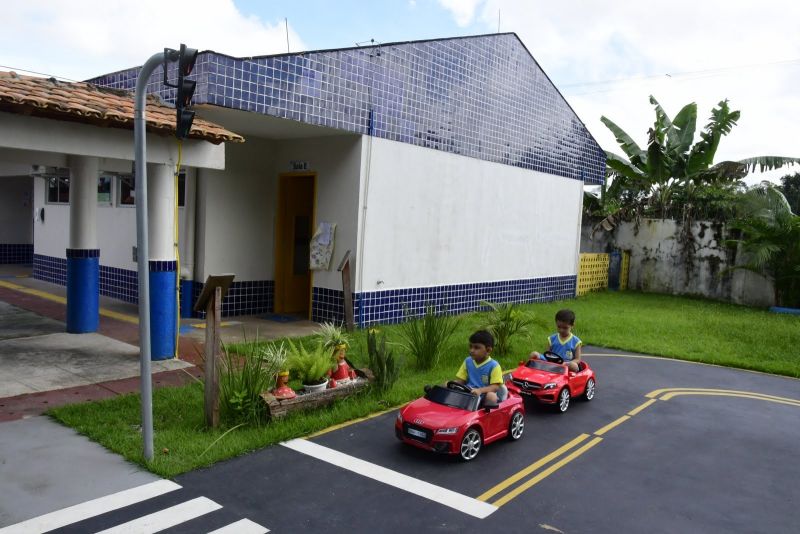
[[512, 378, 542, 390], [402, 422, 432, 443]]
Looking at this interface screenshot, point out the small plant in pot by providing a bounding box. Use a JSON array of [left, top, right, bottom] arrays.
[[315, 322, 355, 386], [286, 339, 335, 393]]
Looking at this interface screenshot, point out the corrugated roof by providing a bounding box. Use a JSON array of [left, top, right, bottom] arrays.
[[0, 70, 243, 144]]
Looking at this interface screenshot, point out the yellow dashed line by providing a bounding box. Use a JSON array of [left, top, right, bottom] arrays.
[[477, 434, 590, 502], [627, 398, 659, 416], [593, 415, 630, 436], [659, 391, 800, 406], [491, 437, 604, 507]]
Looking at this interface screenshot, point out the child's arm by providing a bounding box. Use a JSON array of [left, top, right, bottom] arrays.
[[573, 344, 582, 362], [529, 341, 552, 360]]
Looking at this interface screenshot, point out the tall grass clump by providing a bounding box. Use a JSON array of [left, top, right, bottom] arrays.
[[480, 300, 535, 357], [398, 303, 460, 370], [219, 339, 286, 426], [366, 328, 399, 393]]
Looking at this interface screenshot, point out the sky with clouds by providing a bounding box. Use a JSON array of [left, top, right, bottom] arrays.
[[2, 0, 797, 184]]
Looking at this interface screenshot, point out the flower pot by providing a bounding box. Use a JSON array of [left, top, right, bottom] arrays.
[[302, 379, 329, 394]]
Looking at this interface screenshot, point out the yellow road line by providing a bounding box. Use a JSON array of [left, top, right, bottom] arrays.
[[627, 398, 658, 416], [0, 279, 139, 324], [593, 415, 630, 436], [660, 391, 800, 407], [647, 387, 800, 403], [477, 434, 590, 502], [306, 405, 403, 438], [491, 437, 603, 507]]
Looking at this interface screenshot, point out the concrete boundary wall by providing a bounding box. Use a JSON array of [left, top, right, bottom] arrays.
[[584, 219, 774, 307]]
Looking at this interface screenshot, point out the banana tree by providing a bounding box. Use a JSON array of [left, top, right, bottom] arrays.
[[599, 96, 800, 223]]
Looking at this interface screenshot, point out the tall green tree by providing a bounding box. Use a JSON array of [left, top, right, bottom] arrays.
[[599, 96, 800, 222], [778, 172, 800, 214], [728, 183, 800, 307]]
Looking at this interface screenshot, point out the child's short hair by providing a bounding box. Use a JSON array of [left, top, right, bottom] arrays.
[[469, 330, 494, 348], [555, 309, 576, 325]]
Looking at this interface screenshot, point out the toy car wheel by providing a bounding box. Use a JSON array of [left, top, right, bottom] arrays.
[[459, 428, 482, 461], [556, 388, 571, 413], [508, 411, 524, 441], [583, 378, 596, 401]]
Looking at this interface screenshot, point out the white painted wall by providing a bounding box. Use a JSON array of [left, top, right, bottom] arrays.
[[33, 176, 69, 257], [195, 137, 278, 281], [0, 176, 33, 243], [357, 137, 583, 291], [195, 134, 362, 284], [273, 136, 362, 289], [32, 166, 194, 270]]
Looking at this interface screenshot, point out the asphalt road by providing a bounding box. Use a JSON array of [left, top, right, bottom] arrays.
[[6, 348, 800, 533]]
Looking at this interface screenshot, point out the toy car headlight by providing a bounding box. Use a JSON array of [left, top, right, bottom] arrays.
[[436, 427, 459, 435], [543, 382, 557, 390]]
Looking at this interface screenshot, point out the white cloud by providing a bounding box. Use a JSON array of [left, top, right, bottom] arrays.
[[0, 0, 307, 81], [438, 0, 483, 27], [439, 0, 800, 183]]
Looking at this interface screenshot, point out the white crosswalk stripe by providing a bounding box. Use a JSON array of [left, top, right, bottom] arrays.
[[0, 480, 269, 534], [0, 480, 180, 534], [207, 518, 270, 534], [95, 496, 221, 533]]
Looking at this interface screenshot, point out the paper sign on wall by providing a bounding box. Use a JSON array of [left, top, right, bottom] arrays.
[[309, 222, 336, 270]]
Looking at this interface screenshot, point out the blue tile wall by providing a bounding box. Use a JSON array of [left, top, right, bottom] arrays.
[[66, 248, 99, 258], [312, 275, 577, 327], [149, 260, 177, 272], [312, 286, 349, 324], [0, 244, 33, 264], [192, 280, 274, 318], [34, 253, 138, 303], [33, 254, 66, 285], [100, 264, 139, 303], [89, 34, 604, 184]]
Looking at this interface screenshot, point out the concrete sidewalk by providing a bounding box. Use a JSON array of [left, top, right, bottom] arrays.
[[0, 265, 320, 421]]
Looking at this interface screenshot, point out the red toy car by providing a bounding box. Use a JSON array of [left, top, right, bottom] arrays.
[[506, 351, 596, 413], [395, 381, 525, 461]]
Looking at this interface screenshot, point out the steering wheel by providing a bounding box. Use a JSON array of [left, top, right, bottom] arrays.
[[542, 351, 564, 364], [446, 381, 472, 393]]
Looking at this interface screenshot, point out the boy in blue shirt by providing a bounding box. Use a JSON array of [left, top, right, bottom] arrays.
[[530, 309, 583, 372], [453, 330, 507, 404]]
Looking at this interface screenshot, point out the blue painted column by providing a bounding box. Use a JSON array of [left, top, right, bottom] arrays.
[[66, 156, 99, 333], [149, 260, 177, 359], [67, 248, 99, 332], [147, 162, 177, 360]]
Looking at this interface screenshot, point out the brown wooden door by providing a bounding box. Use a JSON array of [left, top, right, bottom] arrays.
[[275, 174, 315, 316]]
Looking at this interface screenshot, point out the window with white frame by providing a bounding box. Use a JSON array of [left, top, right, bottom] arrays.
[[45, 171, 70, 204], [118, 174, 135, 206], [97, 174, 113, 206]]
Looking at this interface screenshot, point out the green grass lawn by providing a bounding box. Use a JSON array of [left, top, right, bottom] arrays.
[[49, 291, 799, 477]]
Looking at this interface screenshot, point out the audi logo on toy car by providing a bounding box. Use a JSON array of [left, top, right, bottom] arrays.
[[413, 418, 424, 425]]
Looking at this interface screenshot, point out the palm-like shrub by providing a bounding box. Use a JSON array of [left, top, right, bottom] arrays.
[[315, 322, 350, 356], [286, 340, 334, 386], [480, 301, 534, 357], [398, 304, 460, 371], [219, 340, 286, 426], [728, 182, 800, 307]]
